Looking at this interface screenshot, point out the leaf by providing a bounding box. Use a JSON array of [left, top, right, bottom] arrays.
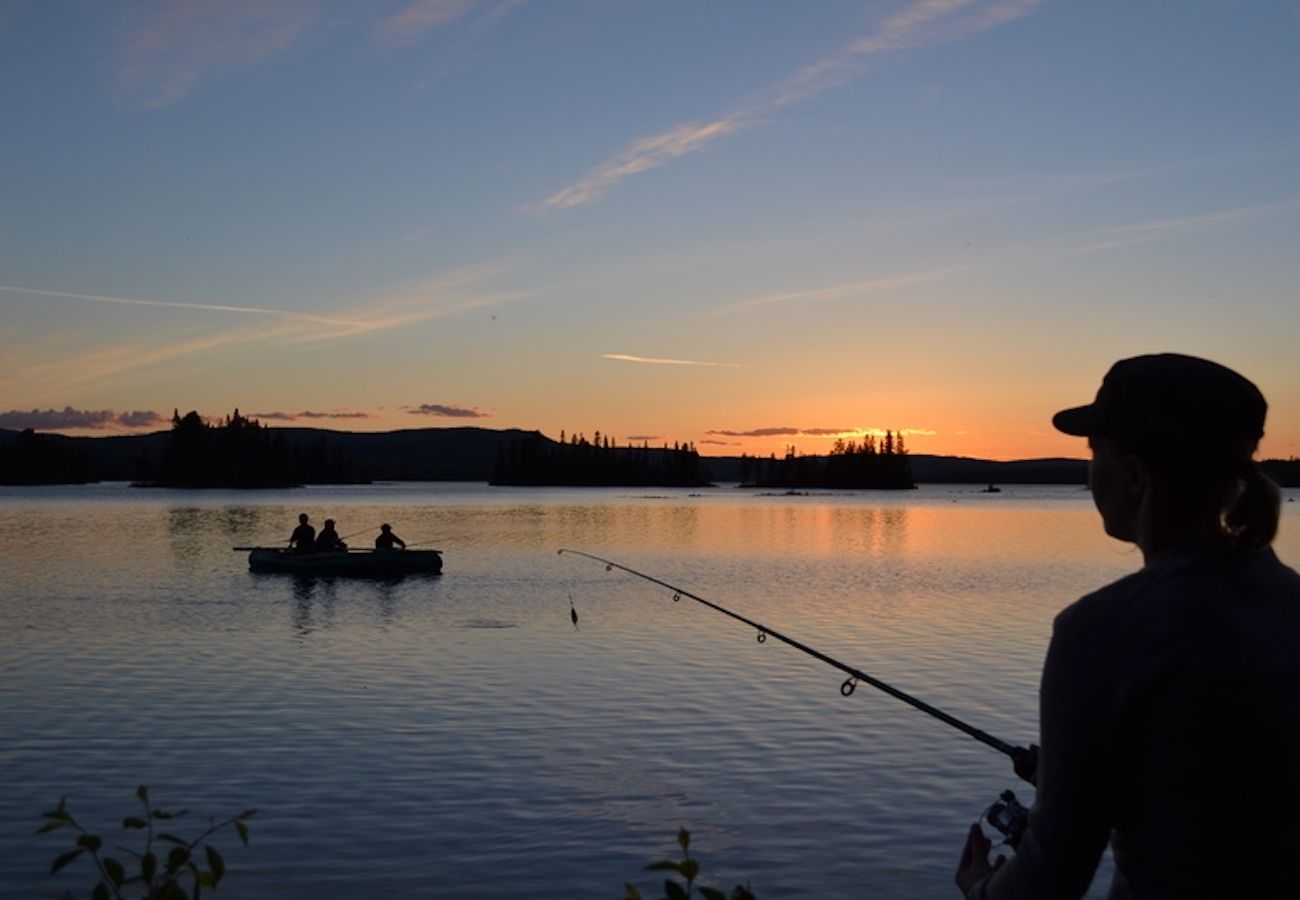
[[157, 833, 188, 845], [679, 859, 700, 882], [645, 861, 682, 873], [123, 816, 148, 829], [234, 821, 249, 846], [205, 845, 225, 882], [623, 885, 643, 900], [197, 870, 217, 888], [92, 881, 110, 900], [41, 799, 71, 820], [35, 819, 68, 834], [157, 882, 188, 900], [238, 809, 257, 820], [137, 785, 149, 803], [677, 828, 691, 852], [665, 880, 689, 900], [76, 834, 103, 852], [167, 846, 191, 873], [50, 847, 85, 875], [142, 851, 157, 880], [103, 857, 126, 886], [700, 889, 726, 900]]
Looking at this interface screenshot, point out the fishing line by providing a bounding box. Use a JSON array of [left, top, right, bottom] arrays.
[[339, 525, 380, 541], [404, 537, 443, 549], [558, 548, 1023, 759]]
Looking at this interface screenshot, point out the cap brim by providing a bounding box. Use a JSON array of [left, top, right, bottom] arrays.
[[1052, 404, 1098, 437]]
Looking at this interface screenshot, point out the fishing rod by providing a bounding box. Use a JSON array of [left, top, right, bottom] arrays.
[[558, 548, 1023, 760]]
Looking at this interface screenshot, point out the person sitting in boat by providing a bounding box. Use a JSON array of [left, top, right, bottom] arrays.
[[315, 518, 347, 553], [375, 523, 406, 551], [289, 513, 316, 554]]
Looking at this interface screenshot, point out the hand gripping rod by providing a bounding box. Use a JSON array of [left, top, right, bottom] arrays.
[[558, 548, 1021, 759]]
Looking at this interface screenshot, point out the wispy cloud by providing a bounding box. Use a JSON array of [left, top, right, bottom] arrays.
[[114, 0, 316, 107], [248, 410, 374, 421], [1, 261, 524, 401], [538, 0, 1040, 211], [537, 114, 754, 212], [1063, 200, 1300, 257], [0, 407, 167, 431], [0, 285, 367, 328], [709, 268, 957, 316], [706, 426, 937, 439], [602, 353, 742, 368], [405, 403, 491, 418], [0, 327, 257, 402], [375, 0, 478, 45]]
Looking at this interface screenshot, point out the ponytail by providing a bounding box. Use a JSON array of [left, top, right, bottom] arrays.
[[1223, 465, 1281, 548]]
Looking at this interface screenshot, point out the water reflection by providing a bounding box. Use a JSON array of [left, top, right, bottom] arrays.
[[167, 504, 278, 563], [282, 572, 435, 636]]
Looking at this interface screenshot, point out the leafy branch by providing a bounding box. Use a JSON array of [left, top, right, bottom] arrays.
[[36, 786, 254, 900], [625, 828, 755, 900]]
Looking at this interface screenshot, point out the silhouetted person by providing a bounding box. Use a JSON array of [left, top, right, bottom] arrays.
[[289, 513, 316, 554], [375, 523, 406, 550], [956, 353, 1300, 898], [316, 518, 347, 553]]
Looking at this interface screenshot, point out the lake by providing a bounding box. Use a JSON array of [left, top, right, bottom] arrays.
[[2, 482, 1297, 898]]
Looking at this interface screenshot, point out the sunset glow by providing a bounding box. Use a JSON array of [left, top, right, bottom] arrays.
[[3, 2, 1298, 461]]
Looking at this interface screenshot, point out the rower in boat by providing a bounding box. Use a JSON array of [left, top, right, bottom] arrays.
[[315, 518, 347, 553], [375, 523, 406, 550]]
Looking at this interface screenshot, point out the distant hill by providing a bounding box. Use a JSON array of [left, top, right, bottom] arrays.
[[5, 424, 1294, 487]]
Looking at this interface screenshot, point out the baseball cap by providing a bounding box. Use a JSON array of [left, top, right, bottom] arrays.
[[1052, 353, 1266, 464]]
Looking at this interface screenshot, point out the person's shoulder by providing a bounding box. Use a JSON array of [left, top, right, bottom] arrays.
[[1054, 567, 1151, 633]]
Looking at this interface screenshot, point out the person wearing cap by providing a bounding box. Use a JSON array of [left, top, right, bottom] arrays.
[[289, 513, 316, 554], [374, 523, 406, 551], [956, 353, 1300, 899], [315, 518, 347, 553]]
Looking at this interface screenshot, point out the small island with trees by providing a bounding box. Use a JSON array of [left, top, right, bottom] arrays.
[[738, 432, 915, 490], [138, 409, 362, 488], [491, 430, 711, 487]]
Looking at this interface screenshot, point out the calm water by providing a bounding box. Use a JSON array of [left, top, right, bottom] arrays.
[[2, 482, 1297, 898]]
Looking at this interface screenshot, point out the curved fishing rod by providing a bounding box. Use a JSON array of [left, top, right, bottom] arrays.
[[558, 548, 1022, 759]]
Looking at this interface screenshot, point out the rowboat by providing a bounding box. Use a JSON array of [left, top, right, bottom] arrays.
[[244, 547, 443, 576]]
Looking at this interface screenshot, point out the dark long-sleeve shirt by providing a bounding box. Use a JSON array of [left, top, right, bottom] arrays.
[[974, 545, 1300, 899]]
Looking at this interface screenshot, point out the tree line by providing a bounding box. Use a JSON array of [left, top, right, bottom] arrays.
[[491, 430, 711, 486], [139, 409, 361, 488], [739, 432, 915, 489]]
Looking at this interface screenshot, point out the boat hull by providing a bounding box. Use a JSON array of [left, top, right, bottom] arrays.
[[248, 548, 443, 576]]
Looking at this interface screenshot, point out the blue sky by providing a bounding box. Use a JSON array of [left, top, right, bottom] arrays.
[[2, 0, 1298, 460]]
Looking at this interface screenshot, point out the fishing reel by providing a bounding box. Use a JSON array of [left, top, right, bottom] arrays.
[[983, 789, 1029, 848]]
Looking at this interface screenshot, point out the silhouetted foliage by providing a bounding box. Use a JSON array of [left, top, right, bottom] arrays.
[[148, 410, 359, 488], [491, 431, 711, 487], [0, 429, 92, 484], [742, 432, 914, 490], [625, 828, 756, 900], [36, 786, 254, 900]]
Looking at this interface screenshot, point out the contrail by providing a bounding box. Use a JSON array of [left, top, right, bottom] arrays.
[[0, 284, 362, 327]]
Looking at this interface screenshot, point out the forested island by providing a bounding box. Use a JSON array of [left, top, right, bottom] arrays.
[[491, 430, 710, 487], [139, 409, 362, 487], [739, 433, 915, 490]]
